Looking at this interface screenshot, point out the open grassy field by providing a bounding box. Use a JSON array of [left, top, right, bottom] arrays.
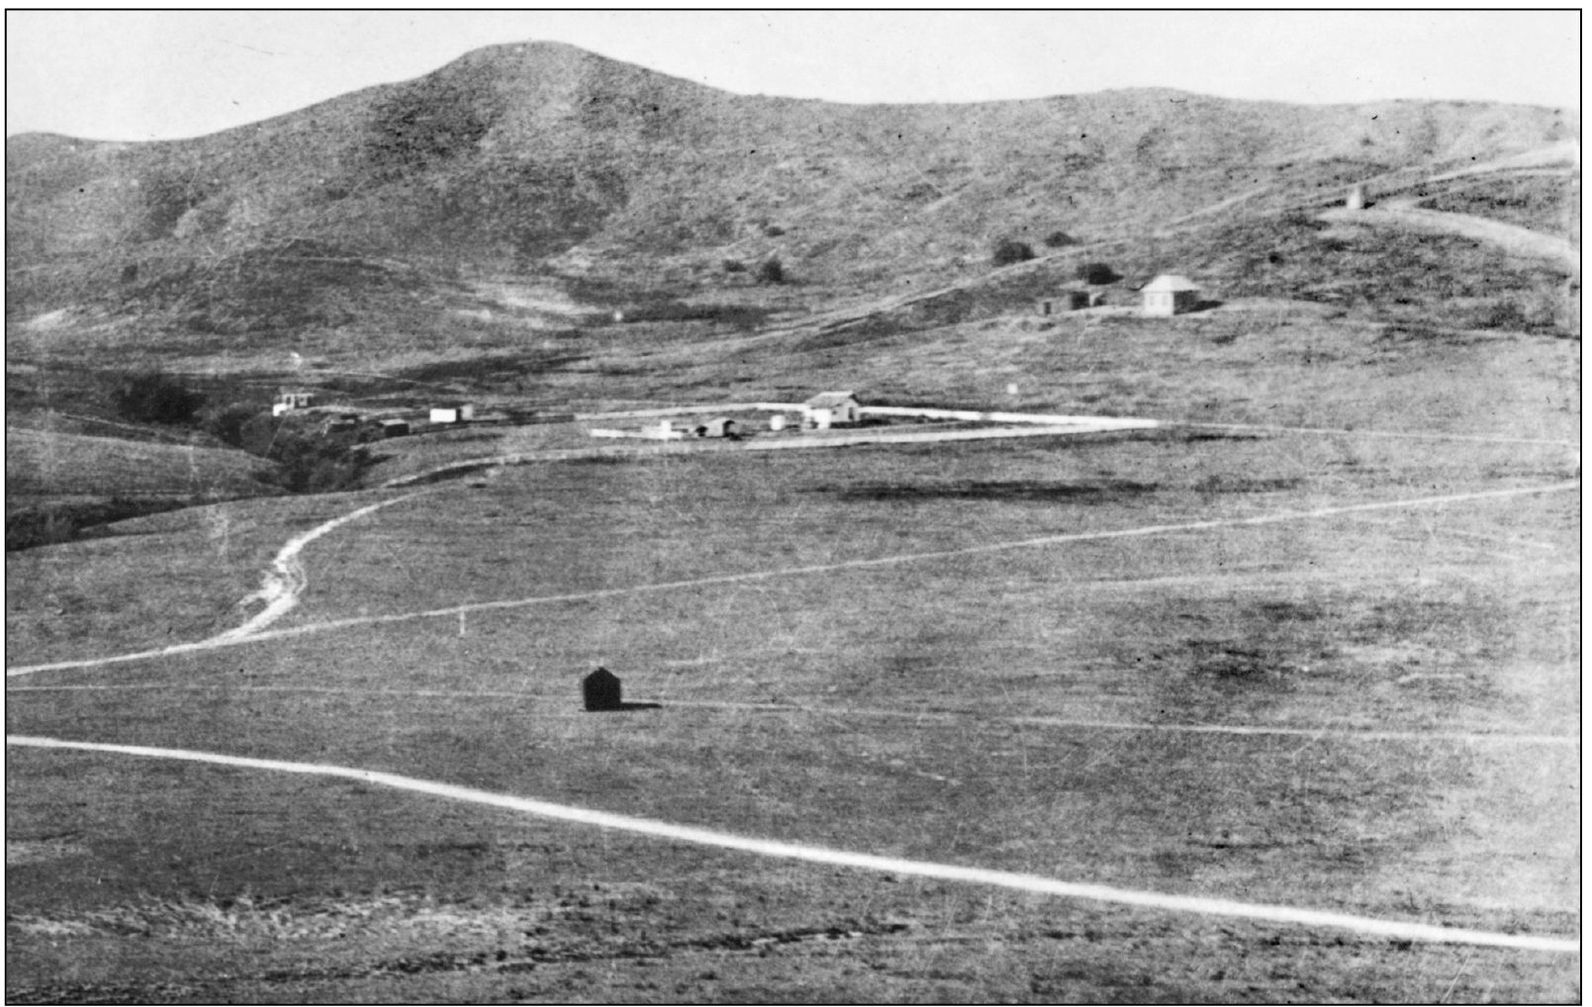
[[4, 428, 275, 503], [4, 48, 1579, 998], [6, 401, 1578, 1001]]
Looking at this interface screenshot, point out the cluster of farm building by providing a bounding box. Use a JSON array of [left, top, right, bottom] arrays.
[[267, 264, 1234, 446], [267, 388, 868, 444], [268, 391, 494, 439]]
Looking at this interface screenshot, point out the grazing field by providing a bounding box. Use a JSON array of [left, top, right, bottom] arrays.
[[4, 428, 274, 501], [5, 33, 1581, 1002], [6, 417, 1578, 1002]]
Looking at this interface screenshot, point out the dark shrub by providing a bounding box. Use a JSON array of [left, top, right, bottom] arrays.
[[1076, 262, 1120, 285], [114, 371, 206, 425], [757, 257, 785, 284], [201, 404, 264, 448], [992, 239, 1036, 267], [7, 497, 189, 551], [256, 423, 373, 494], [1043, 231, 1078, 248], [722, 258, 747, 273]]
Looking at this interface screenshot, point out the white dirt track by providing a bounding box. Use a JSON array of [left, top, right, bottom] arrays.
[[1320, 201, 1578, 273], [7, 449, 1578, 958], [7, 480, 1577, 678], [6, 734, 1578, 955]]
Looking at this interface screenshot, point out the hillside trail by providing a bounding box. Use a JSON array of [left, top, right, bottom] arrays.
[[627, 143, 1580, 368], [1165, 183, 1274, 226], [7, 492, 422, 676], [1321, 199, 1578, 273], [9, 480, 1576, 677], [1424, 139, 1580, 184], [12, 480, 1571, 679], [1313, 141, 1578, 272], [211, 494, 422, 644]]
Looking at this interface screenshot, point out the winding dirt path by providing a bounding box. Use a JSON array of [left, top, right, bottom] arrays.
[[1320, 202, 1578, 272], [6, 734, 1577, 954], [10, 480, 1575, 678], [215, 495, 421, 643], [6, 493, 421, 677]]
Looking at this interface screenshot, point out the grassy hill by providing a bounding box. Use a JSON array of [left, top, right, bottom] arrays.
[[4, 43, 1581, 1002], [6, 42, 1577, 344], [2, 41, 1578, 540]]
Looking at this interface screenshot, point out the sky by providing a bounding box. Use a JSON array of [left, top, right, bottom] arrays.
[[5, 10, 1581, 142]]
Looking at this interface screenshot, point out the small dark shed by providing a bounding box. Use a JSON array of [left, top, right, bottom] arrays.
[[582, 667, 623, 711], [1036, 291, 1092, 315]]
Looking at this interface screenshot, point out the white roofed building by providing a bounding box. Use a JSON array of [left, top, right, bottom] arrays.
[[1141, 275, 1201, 317], [803, 391, 861, 429]]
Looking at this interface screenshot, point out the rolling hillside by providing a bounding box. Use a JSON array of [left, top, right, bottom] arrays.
[[5, 40, 1581, 1002], [6, 41, 1578, 339]]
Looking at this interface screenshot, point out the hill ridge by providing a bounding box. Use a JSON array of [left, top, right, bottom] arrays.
[[5, 40, 1576, 338]]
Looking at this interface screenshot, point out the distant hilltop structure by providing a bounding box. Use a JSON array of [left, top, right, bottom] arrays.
[[1141, 275, 1201, 317]]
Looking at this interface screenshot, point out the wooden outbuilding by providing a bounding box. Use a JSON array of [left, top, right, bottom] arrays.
[[582, 667, 623, 711], [1036, 291, 1092, 315]]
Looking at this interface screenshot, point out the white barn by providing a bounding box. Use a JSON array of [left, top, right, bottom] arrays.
[[1141, 275, 1201, 317], [803, 391, 861, 430], [429, 404, 475, 424]]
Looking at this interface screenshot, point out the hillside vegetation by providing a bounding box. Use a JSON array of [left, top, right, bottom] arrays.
[[6, 41, 1577, 346], [2, 42, 1578, 541]]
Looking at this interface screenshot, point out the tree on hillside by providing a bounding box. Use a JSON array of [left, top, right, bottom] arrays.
[[992, 238, 1035, 267], [757, 257, 785, 284], [113, 371, 206, 425], [1043, 230, 1079, 248], [1076, 261, 1120, 285]]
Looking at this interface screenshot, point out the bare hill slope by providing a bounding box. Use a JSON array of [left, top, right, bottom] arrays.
[[7, 41, 1576, 328]]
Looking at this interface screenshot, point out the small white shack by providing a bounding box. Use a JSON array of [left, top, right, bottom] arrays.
[[429, 404, 475, 424], [1141, 275, 1201, 317], [273, 390, 316, 417], [803, 391, 861, 430]]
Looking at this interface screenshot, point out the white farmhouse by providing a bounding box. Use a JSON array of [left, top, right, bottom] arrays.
[[803, 391, 861, 430], [1141, 275, 1201, 317]]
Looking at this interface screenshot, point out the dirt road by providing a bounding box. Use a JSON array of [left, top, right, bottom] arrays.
[[6, 734, 1578, 954], [1321, 201, 1578, 273]]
